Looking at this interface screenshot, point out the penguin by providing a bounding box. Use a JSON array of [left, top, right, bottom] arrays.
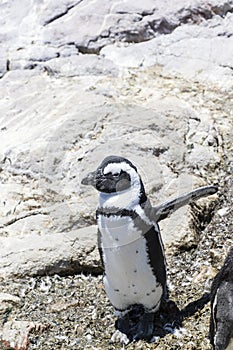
[[81, 155, 218, 342], [210, 247, 233, 350]]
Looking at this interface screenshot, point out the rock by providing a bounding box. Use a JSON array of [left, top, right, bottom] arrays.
[[192, 266, 217, 285], [45, 54, 119, 77], [0, 0, 232, 278], [217, 207, 230, 217], [1, 320, 48, 350], [0, 57, 7, 78], [0, 226, 101, 278], [159, 176, 218, 249], [0, 293, 21, 305], [0, 65, 225, 277], [0, 0, 232, 83], [101, 12, 233, 88], [0, 293, 21, 322]]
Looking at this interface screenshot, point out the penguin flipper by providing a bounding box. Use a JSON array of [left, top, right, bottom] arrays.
[[97, 228, 105, 269], [150, 185, 218, 222]]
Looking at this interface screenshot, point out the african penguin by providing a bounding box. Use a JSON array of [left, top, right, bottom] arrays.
[[210, 247, 233, 350], [81, 155, 218, 342], [82, 155, 167, 341]]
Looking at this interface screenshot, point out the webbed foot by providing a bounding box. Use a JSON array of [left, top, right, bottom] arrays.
[[115, 306, 155, 342], [132, 312, 155, 342], [115, 313, 131, 335]]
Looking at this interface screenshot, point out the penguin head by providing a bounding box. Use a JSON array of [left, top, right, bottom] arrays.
[[81, 156, 147, 204]]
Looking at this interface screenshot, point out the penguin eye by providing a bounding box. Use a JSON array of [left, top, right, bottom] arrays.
[[104, 171, 121, 178], [112, 172, 120, 178]]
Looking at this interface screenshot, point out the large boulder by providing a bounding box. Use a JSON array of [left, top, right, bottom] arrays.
[[0, 69, 222, 277], [1, 0, 232, 84], [0, 0, 232, 278]]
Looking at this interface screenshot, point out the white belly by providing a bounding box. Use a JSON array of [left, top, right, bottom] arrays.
[[98, 214, 162, 312]]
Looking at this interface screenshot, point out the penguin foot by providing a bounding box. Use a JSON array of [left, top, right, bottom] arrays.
[[110, 330, 130, 345], [115, 306, 155, 342], [115, 304, 144, 337], [132, 312, 155, 342], [115, 313, 131, 335]]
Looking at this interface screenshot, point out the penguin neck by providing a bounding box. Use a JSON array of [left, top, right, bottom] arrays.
[[98, 183, 147, 211]]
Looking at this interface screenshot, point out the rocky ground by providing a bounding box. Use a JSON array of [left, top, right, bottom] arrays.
[[0, 1, 233, 349], [0, 173, 232, 350], [0, 70, 232, 349]]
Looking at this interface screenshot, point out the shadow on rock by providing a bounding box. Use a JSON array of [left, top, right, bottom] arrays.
[[115, 292, 210, 342], [156, 292, 210, 338]]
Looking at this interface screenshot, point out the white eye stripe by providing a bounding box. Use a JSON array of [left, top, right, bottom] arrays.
[[105, 172, 119, 177], [103, 165, 121, 175], [103, 162, 130, 175], [103, 161, 140, 187]]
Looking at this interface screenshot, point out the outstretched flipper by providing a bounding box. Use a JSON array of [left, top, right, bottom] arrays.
[[148, 185, 218, 222]]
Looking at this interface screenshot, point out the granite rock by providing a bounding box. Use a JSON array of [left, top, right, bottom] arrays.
[[0, 0, 232, 278], [1, 0, 232, 84]]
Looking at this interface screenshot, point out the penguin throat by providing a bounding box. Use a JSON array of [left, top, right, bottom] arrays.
[[99, 185, 143, 210]]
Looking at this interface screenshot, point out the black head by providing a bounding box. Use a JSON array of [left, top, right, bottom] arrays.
[[81, 156, 146, 201]]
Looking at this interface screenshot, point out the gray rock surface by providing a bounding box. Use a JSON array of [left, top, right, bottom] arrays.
[[0, 0, 232, 278], [1, 0, 232, 84], [0, 68, 224, 277], [101, 12, 233, 88], [0, 226, 100, 278]]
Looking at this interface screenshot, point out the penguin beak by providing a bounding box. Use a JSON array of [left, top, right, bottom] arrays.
[[81, 171, 96, 187]]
